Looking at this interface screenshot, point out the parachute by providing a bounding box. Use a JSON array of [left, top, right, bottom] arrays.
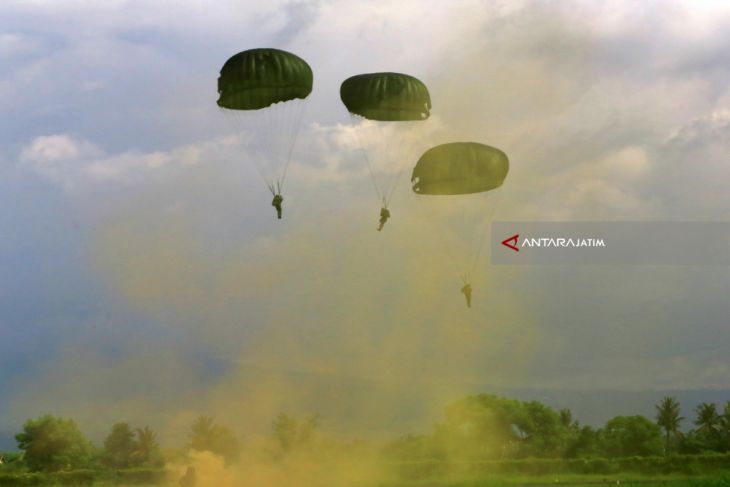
[[412, 142, 508, 195], [217, 48, 312, 197], [340, 72, 431, 217], [411, 142, 509, 286], [340, 72, 431, 121]]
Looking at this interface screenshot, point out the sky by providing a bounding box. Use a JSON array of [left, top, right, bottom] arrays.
[[1, 0, 729, 444]]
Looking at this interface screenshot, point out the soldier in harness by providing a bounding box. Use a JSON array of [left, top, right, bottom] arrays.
[[460, 274, 472, 308], [377, 206, 390, 231], [272, 193, 284, 219]]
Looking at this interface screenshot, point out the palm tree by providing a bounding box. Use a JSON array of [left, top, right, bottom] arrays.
[[694, 402, 720, 435], [719, 401, 730, 452], [655, 396, 683, 453], [135, 426, 159, 457], [189, 416, 216, 451], [693, 402, 722, 452], [133, 426, 162, 467]]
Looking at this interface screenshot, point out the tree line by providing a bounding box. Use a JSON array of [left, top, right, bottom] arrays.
[[0, 412, 319, 473], [1, 394, 730, 473], [386, 395, 730, 461]]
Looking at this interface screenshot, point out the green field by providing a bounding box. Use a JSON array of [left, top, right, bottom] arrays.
[[391, 475, 730, 487], [3, 470, 730, 487]]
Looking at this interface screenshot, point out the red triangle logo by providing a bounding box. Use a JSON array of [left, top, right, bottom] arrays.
[[502, 234, 519, 252]]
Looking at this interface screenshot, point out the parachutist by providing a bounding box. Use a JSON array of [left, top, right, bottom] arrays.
[[341, 72, 431, 213], [217, 49, 312, 213], [461, 283, 472, 308], [411, 143, 509, 304], [377, 207, 390, 231], [272, 194, 283, 219]]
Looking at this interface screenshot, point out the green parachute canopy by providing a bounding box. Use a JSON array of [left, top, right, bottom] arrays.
[[340, 72, 431, 121], [411, 142, 509, 195], [217, 48, 313, 110]]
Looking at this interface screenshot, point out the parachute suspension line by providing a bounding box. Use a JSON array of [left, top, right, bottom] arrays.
[[468, 189, 503, 276], [223, 107, 276, 195], [249, 108, 277, 195], [258, 101, 280, 192], [377, 121, 401, 208], [374, 122, 395, 205], [427, 197, 483, 283], [375, 122, 396, 208], [381, 122, 416, 207], [351, 115, 386, 207], [260, 105, 277, 195], [441, 195, 482, 281], [270, 101, 288, 194], [443, 228, 468, 280], [279, 100, 303, 192], [362, 146, 385, 206], [234, 98, 307, 197], [383, 165, 405, 208], [361, 121, 410, 209], [279, 98, 308, 193], [416, 196, 466, 280], [461, 272, 471, 285]]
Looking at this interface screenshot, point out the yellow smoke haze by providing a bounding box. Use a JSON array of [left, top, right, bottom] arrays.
[[169, 442, 388, 487], [87, 182, 540, 436]]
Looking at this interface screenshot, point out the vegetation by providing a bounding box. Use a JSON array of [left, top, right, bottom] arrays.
[[14, 415, 94, 472], [657, 396, 684, 453], [272, 413, 319, 453], [3, 395, 730, 485], [385, 395, 730, 463], [101, 423, 164, 469], [187, 415, 240, 465]]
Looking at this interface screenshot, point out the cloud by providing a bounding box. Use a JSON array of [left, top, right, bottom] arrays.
[[21, 134, 92, 162], [20, 135, 102, 186], [649, 109, 730, 218], [18, 133, 236, 189]]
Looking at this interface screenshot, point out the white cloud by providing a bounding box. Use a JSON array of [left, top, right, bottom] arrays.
[[19, 133, 219, 188], [533, 145, 659, 219], [20, 135, 102, 186], [21, 134, 88, 162]]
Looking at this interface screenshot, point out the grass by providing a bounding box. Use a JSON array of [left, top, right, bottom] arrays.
[[380, 473, 730, 487]]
